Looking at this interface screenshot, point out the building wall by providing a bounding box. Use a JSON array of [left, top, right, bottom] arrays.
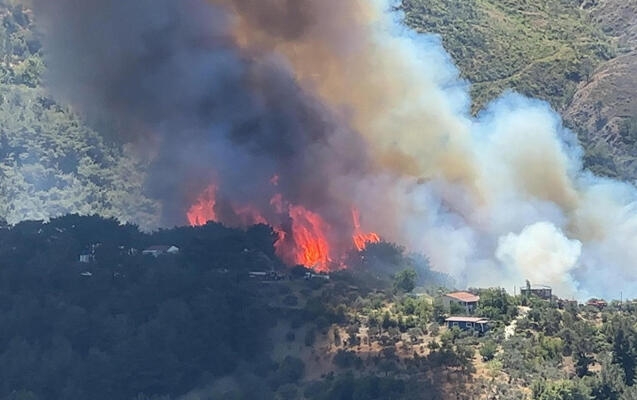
[[521, 288, 552, 299], [442, 296, 478, 314], [446, 321, 488, 332]]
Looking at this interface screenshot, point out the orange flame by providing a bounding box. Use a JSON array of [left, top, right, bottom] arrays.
[[187, 184, 342, 272], [352, 208, 380, 251], [187, 185, 217, 226], [288, 205, 331, 271]]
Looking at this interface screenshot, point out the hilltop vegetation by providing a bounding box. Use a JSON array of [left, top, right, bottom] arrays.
[[3, 216, 637, 399], [0, 215, 451, 399]]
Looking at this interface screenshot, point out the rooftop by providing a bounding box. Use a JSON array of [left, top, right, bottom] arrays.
[[522, 284, 552, 290], [144, 245, 170, 251], [445, 291, 480, 303], [445, 316, 489, 323], [143, 245, 179, 252]]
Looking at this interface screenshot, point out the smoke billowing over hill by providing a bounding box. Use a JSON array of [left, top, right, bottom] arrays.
[[30, 0, 637, 298]]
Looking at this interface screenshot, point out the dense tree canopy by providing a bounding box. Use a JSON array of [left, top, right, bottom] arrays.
[[0, 216, 282, 399]]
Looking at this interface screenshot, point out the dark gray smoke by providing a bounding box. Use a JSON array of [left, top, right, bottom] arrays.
[[37, 0, 637, 298], [32, 0, 370, 248]]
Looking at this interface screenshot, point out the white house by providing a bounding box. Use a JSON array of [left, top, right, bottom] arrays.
[[142, 245, 180, 257], [442, 291, 480, 314], [305, 272, 330, 280]]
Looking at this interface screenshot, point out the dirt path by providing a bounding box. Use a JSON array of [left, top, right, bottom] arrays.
[[505, 306, 530, 339]]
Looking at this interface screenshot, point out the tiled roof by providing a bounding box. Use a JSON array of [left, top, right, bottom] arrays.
[[445, 291, 480, 303]]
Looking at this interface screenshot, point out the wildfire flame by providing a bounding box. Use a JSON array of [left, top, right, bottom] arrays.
[[186, 183, 379, 271], [288, 205, 331, 271], [187, 185, 217, 226], [351, 208, 380, 251]]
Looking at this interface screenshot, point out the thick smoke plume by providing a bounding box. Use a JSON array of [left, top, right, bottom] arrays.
[[32, 0, 637, 298]]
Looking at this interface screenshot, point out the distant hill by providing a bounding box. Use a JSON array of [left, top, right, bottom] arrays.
[[565, 0, 637, 179], [402, 0, 637, 180]]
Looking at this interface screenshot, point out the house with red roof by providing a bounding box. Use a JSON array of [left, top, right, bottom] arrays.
[[442, 291, 480, 314]]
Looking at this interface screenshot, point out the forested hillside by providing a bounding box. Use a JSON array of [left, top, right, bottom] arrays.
[[3, 216, 637, 399], [0, 215, 452, 399], [402, 0, 614, 113], [0, 1, 159, 229]]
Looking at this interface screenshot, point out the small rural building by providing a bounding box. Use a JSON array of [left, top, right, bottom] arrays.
[[248, 271, 286, 281], [142, 245, 180, 257], [521, 284, 552, 300], [79, 254, 94, 263], [119, 246, 138, 256], [305, 272, 330, 280], [445, 316, 490, 333], [557, 298, 579, 309], [587, 298, 607, 309], [442, 291, 480, 314], [249, 271, 267, 279], [79, 243, 99, 263]]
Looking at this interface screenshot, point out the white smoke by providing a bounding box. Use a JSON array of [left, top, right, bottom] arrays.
[[496, 222, 582, 297], [350, 2, 632, 300]]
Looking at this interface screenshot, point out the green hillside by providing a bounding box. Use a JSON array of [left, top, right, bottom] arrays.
[[402, 0, 614, 114], [0, 3, 160, 229]]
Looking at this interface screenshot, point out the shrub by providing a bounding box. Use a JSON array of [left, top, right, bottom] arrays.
[[332, 349, 363, 369], [480, 340, 498, 361]]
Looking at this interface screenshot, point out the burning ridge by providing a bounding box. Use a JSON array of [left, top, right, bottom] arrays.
[[31, 0, 637, 298]]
